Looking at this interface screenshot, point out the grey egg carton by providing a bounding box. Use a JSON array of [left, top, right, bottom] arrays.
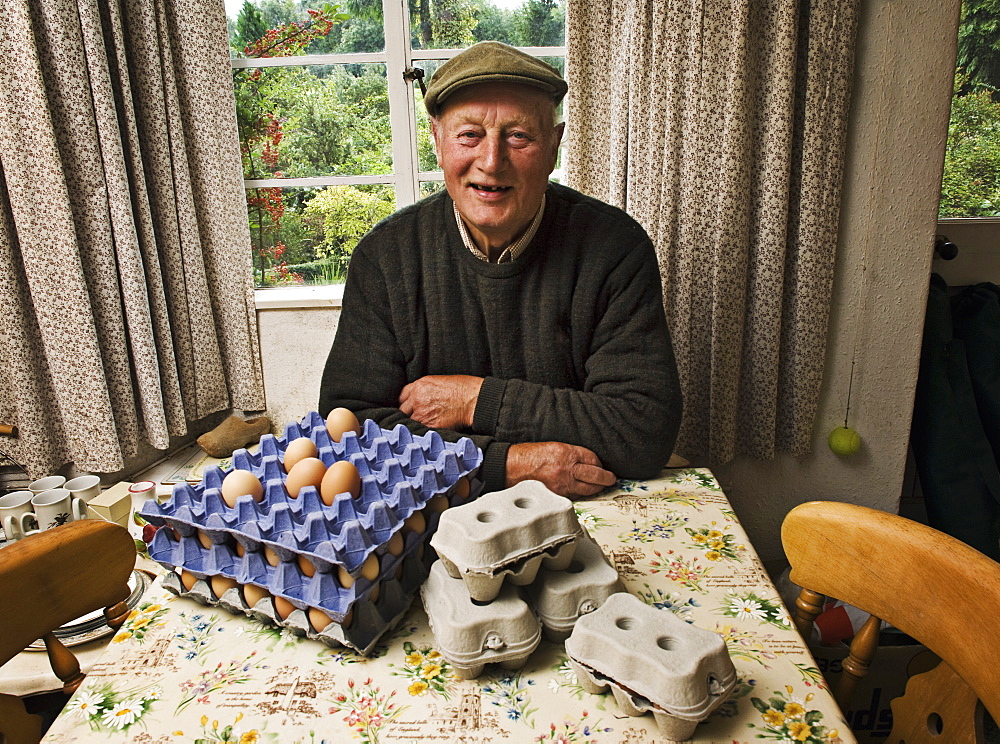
[[523, 529, 626, 642], [420, 559, 541, 679], [564, 592, 737, 742], [430, 480, 582, 602]]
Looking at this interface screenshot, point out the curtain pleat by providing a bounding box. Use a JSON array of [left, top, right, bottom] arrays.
[[0, 0, 264, 478], [565, 0, 859, 464]]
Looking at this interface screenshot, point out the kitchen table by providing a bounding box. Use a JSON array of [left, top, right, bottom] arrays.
[[41, 468, 853, 743]]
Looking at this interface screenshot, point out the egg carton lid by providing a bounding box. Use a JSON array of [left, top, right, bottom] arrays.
[[430, 480, 581, 574], [564, 592, 737, 719]]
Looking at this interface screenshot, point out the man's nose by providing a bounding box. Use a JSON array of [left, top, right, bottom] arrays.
[[478, 134, 506, 171]]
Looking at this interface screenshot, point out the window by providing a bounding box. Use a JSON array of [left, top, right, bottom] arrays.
[[939, 0, 1000, 218], [226, 0, 566, 288]]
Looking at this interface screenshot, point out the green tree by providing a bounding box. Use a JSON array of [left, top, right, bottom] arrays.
[[940, 71, 1000, 216], [303, 186, 395, 274], [514, 0, 562, 47], [957, 0, 1000, 93], [473, 3, 518, 44]]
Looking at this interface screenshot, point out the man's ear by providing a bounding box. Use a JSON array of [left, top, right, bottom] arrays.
[[430, 117, 443, 168], [550, 122, 566, 164]]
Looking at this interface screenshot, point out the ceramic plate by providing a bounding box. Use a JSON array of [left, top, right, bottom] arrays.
[[26, 570, 153, 650]]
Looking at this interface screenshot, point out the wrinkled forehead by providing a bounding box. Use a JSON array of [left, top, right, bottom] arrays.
[[435, 82, 558, 129]]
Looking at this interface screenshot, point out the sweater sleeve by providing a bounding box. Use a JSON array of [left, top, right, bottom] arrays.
[[473, 238, 682, 480], [319, 242, 512, 492]]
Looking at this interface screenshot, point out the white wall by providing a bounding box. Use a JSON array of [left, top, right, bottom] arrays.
[[254, 0, 963, 562], [257, 303, 340, 433]]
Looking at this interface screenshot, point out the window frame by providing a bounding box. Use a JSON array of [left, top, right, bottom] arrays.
[[238, 0, 565, 305]]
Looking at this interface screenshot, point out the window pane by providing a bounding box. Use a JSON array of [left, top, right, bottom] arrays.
[[409, 0, 565, 51], [940, 1, 1000, 217], [227, 1, 385, 57], [420, 181, 446, 198], [235, 64, 392, 179], [249, 185, 396, 287]]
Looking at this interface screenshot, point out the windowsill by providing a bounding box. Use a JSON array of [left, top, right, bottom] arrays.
[[254, 284, 345, 310]]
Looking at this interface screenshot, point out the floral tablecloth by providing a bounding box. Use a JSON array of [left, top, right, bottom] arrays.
[[42, 468, 853, 744]]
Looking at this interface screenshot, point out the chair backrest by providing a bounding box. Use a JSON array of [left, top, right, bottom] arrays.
[[0, 519, 135, 743], [781, 500, 1000, 743]]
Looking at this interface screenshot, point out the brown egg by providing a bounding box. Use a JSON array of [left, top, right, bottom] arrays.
[[263, 546, 281, 567], [196, 530, 213, 549], [360, 553, 380, 581], [285, 457, 327, 498], [428, 495, 449, 513], [452, 476, 471, 502], [403, 511, 426, 535], [337, 565, 355, 589], [320, 460, 361, 505], [234, 541, 246, 557], [369, 582, 381, 604], [242, 583, 269, 608], [283, 436, 318, 473], [221, 469, 264, 508], [298, 554, 316, 577], [274, 596, 296, 620], [308, 607, 334, 632], [180, 570, 198, 591], [326, 407, 361, 443], [210, 575, 238, 598], [386, 531, 405, 556]]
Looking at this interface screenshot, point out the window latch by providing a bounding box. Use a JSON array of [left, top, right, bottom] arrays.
[[404, 67, 427, 97]]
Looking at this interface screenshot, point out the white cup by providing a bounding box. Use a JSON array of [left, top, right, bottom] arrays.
[[0, 491, 35, 541], [10, 488, 88, 539], [65, 475, 102, 503], [29, 475, 66, 494]]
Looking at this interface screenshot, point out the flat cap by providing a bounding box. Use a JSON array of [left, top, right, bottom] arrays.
[[424, 41, 567, 117]]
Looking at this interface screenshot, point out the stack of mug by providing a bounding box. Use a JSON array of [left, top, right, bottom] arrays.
[[0, 475, 102, 542]]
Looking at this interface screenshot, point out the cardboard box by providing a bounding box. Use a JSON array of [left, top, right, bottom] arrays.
[[87, 482, 134, 528], [809, 639, 939, 743]]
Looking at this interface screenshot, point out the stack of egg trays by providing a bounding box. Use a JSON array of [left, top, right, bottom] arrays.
[[141, 412, 483, 655]]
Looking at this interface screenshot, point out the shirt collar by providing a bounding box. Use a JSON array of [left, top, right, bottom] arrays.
[[453, 193, 546, 263]]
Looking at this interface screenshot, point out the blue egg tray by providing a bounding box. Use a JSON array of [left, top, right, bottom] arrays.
[[140, 412, 482, 654]]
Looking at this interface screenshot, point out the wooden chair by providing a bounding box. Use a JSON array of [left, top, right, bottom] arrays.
[[781, 500, 1000, 744], [0, 519, 135, 744]]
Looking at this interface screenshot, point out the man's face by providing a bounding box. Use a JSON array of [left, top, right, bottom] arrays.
[[431, 83, 564, 255]]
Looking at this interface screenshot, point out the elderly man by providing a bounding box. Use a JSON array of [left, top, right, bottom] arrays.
[[319, 41, 681, 498]]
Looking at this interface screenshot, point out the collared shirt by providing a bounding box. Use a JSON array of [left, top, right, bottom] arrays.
[[453, 193, 546, 263]]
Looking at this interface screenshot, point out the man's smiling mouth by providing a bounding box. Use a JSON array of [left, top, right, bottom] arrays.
[[471, 183, 511, 192]]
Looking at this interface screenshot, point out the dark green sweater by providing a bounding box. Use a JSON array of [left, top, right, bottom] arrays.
[[319, 183, 681, 492]]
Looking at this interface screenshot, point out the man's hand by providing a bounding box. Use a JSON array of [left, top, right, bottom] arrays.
[[506, 442, 616, 499], [399, 375, 483, 430]]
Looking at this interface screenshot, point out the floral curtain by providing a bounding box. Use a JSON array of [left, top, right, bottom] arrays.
[[565, 0, 860, 463], [0, 0, 264, 478]]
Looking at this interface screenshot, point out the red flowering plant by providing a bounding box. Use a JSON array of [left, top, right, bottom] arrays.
[[233, 4, 348, 285]]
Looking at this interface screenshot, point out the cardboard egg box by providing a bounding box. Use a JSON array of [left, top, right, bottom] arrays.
[[420, 559, 541, 679], [430, 480, 583, 602], [564, 592, 738, 741], [523, 530, 626, 642], [421, 483, 625, 675], [141, 412, 482, 653]]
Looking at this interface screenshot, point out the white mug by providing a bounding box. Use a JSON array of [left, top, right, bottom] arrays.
[[10, 489, 88, 539], [29, 475, 66, 494], [65, 474, 102, 503], [0, 491, 35, 540]]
